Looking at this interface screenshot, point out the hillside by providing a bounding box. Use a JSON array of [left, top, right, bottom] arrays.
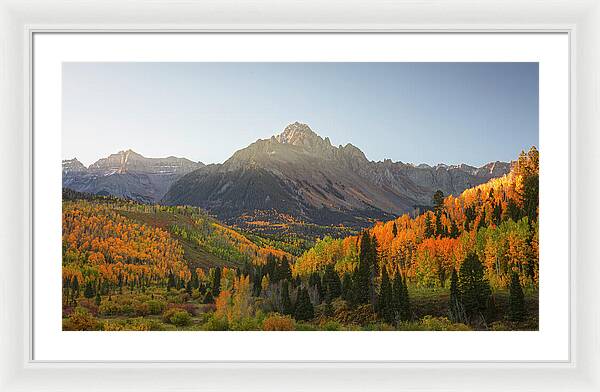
[[63, 195, 294, 276]]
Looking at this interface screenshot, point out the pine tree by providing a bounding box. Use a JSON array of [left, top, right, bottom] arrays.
[[369, 234, 379, 305], [435, 211, 444, 238], [191, 270, 200, 289], [83, 281, 95, 299], [450, 220, 459, 238], [477, 210, 487, 231], [523, 174, 539, 223], [458, 253, 491, 323], [432, 190, 445, 212], [448, 268, 464, 322], [506, 199, 522, 222], [464, 205, 476, 231], [281, 279, 293, 315], [341, 272, 353, 302], [492, 203, 502, 226], [203, 290, 214, 304], [294, 287, 314, 321], [424, 213, 434, 238], [118, 272, 123, 294], [309, 272, 323, 303], [95, 291, 101, 307], [391, 273, 403, 321], [264, 255, 277, 281], [252, 273, 262, 297], [280, 256, 293, 282], [399, 276, 411, 321], [212, 267, 222, 297], [293, 275, 302, 289], [71, 276, 80, 305], [392, 222, 398, 237], [323, 264, 342, 300], [167, 272, 175, 291], [508, 272, 526, 322], [377, 266, 394, 324], [355, 231, 372, 304]]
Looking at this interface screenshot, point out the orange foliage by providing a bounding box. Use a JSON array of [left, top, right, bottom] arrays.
[[63, 201, 189, 287]]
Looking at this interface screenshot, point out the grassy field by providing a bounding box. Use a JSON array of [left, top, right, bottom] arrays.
[[63, 285, 538, 331]]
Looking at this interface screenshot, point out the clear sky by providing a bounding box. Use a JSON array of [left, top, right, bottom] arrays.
[[62, 62, 538, 167]]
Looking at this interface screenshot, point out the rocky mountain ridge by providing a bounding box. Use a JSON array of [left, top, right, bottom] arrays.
[[62, 150, 204, 203], [162, 122, 511, 227]]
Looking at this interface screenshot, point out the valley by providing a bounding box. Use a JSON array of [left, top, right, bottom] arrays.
[[62, 139, 539, 331]]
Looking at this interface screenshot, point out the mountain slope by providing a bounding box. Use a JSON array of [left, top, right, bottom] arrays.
[[63, 150, 204, 203], [163, 122, 510, 228]]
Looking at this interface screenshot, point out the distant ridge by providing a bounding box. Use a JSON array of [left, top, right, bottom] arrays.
[[62, 150, 204, 203]]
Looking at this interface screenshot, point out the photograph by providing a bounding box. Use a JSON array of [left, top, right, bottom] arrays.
[[61, 62, 539, 332]]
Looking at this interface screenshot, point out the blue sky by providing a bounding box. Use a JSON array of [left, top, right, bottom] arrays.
[[62, 62, 538, 167]]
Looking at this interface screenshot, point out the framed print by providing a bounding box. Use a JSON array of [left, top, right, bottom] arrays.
[[1, 0, 600, 391], [31, 32, 568, 362]]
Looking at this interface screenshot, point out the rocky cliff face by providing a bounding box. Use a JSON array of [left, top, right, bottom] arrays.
[[62, 150, 204, 203], [162, 122, 511, 227]]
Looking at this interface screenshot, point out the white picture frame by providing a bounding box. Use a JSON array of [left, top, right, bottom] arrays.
[[1, 0, 599, 391]]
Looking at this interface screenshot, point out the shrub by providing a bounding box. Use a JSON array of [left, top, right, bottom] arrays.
[[119, 303, 135, 316], [162, 308, 192, 326], [102, 318, 164, 331], [334, 304, 376, 325], [63, 307, 99, 331], [262, 314, 295, 331], [162, 307, 177, 322], [147, 299, 166, 315], [170, 310, 192, 327], [331, 298, 349, 313], [77, 298, 99, 316], [98, 300, 125, 316], [191, 288, 203, 300], [231, 316, 262, 331], [62, 304, 75, 318], [178, 293, 190, 303], [133, 301, 150, 316], [165, 290, 185, 304], [198, 303, 216, 314], [201, 315, 229, 331]]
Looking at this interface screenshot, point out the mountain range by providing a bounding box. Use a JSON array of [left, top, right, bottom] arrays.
[[62, 150, 204, 203], [63, 122, 511, 228]]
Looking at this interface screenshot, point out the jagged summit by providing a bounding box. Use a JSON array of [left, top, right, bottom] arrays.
[[275, 122, 321, 145], [272, 122, 335, 155]]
